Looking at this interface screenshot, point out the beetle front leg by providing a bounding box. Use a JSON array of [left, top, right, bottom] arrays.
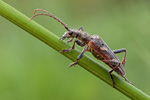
[[66, 38, 74, 43], [69, 47, 88, 67], [60, 40, 83, 52], [113, 48, 126, 66]]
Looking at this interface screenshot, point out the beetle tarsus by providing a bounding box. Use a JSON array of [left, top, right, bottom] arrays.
[[59, 48, 73, 52], [124, 77, 133, 85], [69, 61, 78, 67]]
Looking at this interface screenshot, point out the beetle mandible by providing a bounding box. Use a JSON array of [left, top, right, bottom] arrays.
[[30, 9, 133, 88]]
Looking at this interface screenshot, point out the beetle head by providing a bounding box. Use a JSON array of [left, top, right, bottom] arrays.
[[60, 29, 78, 40], [60, 31, 72, 40]]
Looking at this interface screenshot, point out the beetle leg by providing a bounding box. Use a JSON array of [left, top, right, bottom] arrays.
[[109, 64, 120, 88], [69, 47, 88, 67], [102, 60, 121, 88], [109, 65, 120, 86], [102, 60, 120, 65], [78, 26, 84, 31], [109, 72, 115, 88], [113, 48, 126, 54], [102, 60, 121, 73], [60, 40, 83, 52], [123, 76, 133, 85], [113, 49, 126, 67], [66, 38, 74, 43]]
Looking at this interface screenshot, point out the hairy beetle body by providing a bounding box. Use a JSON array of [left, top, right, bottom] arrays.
[[30, 9, 132, 87]]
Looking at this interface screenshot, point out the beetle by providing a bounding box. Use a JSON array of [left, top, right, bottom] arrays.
[[30, 9, 133, 88]]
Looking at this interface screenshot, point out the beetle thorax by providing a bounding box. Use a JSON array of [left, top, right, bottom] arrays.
[[61, 29, 91, 44], [76, 31, 91, 43]]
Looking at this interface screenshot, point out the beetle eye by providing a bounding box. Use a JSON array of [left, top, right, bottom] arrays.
[[83, 38, 87, 41], [69, 32, 73, 35]]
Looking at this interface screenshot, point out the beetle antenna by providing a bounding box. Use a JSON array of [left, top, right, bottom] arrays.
[[30, 9, 70, 31]]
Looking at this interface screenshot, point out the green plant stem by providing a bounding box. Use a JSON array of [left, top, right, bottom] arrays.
[[0, 1, 150, 100]]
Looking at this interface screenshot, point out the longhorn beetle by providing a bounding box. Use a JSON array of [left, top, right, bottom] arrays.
[[30, 9, 133, 88]]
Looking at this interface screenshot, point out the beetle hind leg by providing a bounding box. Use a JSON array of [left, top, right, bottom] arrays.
[[102, 60, 121, 88], [108, 64, 120, 88], [109, 71, 115, 88]]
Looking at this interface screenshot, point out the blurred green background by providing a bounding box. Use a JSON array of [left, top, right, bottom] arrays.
[[1, 0, 150, 100]]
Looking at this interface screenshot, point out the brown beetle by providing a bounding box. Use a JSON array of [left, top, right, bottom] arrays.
[[30, 9, 133, 87]]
